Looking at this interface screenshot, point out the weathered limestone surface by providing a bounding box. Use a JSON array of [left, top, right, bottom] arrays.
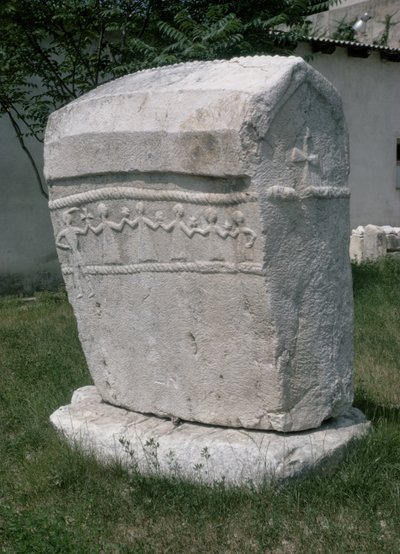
[[50, 386, 371, 487], [45, 56, 353, 433]]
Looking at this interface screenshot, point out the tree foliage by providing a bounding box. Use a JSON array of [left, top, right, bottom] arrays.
[[0, 0, 339, 196]]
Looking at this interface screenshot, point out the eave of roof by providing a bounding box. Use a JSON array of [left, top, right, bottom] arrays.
[[270, 31, 400, 62], [303, 36, 400, 54], [300, 35, 400, 62]]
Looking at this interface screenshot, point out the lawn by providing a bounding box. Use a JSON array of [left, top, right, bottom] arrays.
[[0, 259, 399, 553]]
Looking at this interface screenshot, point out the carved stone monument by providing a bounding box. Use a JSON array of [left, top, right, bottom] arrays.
[[47, 56, 369, 485]]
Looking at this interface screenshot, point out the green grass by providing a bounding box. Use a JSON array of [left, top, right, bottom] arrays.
[[1, 261, 400, 553]]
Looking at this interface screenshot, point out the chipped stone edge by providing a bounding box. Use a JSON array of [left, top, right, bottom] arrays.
[[50, 386, 371, 488]]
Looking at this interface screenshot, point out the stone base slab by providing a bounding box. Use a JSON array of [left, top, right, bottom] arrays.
[[50, 386, 371, 487]]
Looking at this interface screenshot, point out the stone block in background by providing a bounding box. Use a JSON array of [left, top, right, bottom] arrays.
[[350, 224, 400, 262]]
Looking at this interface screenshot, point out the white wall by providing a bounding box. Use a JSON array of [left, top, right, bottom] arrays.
[[0, 115, 61, 294], [296, 43, 400, 227]]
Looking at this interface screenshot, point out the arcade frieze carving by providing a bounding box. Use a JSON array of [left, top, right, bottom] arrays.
[[56, 201, 257, 254], [54, 196, 261, 297]]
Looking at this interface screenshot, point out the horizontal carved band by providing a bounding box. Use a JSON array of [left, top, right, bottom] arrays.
[[49, 187, 258, 210], [50, 184, 349, 210], [302, 186, 350, 198], [62, 261, 265, 276], [265, 185, 350, 200]]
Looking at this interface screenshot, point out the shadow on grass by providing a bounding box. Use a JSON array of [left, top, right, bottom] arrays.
[[352, 257, 400, 293], [354, 388, 400, 425]]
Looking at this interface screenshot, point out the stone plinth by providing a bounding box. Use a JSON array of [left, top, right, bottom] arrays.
[[45, 56, 354, 433], [50, 387, 371, 487]]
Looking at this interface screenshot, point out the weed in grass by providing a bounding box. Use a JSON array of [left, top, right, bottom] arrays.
[[0, 261, 400, 553]]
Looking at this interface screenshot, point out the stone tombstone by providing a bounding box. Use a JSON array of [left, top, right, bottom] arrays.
[[45, 56, 354, 434]]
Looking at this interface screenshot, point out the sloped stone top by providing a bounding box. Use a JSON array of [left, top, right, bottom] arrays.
[[44, 56, 344, 181], [67, 56, 308, 98]]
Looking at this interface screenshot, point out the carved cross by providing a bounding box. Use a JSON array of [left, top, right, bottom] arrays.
[[290, 128, 320, 189]]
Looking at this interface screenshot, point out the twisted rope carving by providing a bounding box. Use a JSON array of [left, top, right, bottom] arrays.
[[302, 186, 350, 198], [50, 185, 349, 210], [62, 262, 265, 276], [265, 185, 350, 200], [49, 187, 258, 210]]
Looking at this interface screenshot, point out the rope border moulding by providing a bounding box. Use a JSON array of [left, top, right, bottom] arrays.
[[49, 187, 259, 210], [62, 262, 265, 276]]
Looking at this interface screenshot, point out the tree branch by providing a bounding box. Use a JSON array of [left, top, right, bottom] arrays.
[[139, 0, 153, 38], [95, 22, 105, 86], [9, 105, 44, 143], [5, 109, 48, 199], [55, 21, 96, 86], [20, 26, 76, 99]]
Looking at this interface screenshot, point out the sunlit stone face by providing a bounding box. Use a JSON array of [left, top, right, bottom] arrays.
[[46, 56, 353, 432]]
